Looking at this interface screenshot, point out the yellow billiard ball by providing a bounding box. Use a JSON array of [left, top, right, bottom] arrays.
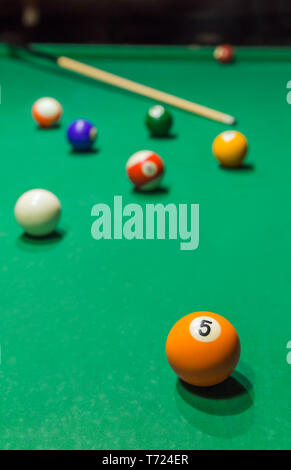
[[212, 130, 248, 168], [166, 311, 241, 387]]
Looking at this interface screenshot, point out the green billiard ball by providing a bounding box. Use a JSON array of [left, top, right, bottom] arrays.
[[145, 105, 173, 137]]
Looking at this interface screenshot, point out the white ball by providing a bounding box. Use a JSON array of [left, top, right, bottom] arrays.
[[14, 189, 61, 237]]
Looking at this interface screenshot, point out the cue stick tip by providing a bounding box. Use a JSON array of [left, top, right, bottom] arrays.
[[224, 114, 236, 125]]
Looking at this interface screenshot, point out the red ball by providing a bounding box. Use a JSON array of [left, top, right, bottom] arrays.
[[214, 44, 234, 64], [126, 150, 164, 191]]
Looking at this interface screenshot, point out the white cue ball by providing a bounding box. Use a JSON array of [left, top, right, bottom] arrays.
[[14, 189, 61, 237]]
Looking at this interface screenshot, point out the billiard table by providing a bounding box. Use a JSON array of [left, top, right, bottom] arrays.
[[0, 44, 290, 450]]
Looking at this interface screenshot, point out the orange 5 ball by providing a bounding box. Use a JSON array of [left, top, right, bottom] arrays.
[[166, 311, 240, 387]]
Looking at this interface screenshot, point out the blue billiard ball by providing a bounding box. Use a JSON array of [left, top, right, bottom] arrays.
[[67, 119, 97, 151]]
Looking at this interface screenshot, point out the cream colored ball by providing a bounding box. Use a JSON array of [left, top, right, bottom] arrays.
[[14, 189, 61, 237]]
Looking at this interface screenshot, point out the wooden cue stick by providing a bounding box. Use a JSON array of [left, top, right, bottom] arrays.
[[10, 43, 235, 124], [57, 56, 235, 125]]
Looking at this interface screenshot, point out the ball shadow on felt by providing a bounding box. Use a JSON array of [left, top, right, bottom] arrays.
[[132, 186, 170, 195], [69, 148, 99, 156], [149, 133, 177, 140], [16, 229, 66, 252], [219, 162, 255, 172], [175, 370, 254, 438]]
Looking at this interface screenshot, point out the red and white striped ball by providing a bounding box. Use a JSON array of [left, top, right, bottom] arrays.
[[213, 44, 234, 64], [32, 97, 63, 128], [126, 150, 165, 191]]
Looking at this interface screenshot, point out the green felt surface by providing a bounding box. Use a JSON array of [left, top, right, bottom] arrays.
[[0, 45, 290, 450]]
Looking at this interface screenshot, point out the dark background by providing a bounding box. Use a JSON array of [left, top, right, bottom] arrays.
[[2, 0, 291, 45]]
